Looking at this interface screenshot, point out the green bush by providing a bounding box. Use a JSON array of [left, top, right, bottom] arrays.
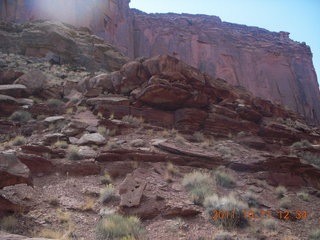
[[204, 194, 248, 229], [10, 110, 32, 123], [213, 168, 236, 188], [53, 140, 68, 149], [96, 213, 144, 240]]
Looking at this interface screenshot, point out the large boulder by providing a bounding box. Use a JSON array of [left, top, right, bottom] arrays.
[[14, 70, 47, 95], [0, 94, 18, 117]]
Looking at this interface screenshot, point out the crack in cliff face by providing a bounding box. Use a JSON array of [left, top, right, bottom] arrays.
[[0, 0, 320, 125]]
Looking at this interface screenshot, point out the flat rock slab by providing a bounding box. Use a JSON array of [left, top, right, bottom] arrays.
[[0, 232, 55, 240], [72, 110, 99, 127], [0, 84, 27, 91], [44, 116, 65, 123], [76, 133, 106, 145], [119, 170, 147, 207], [0, 84, 27, 98], [86, 96, 130, 106], [154, 141, 219, 159], [0, 153, 31, 189]]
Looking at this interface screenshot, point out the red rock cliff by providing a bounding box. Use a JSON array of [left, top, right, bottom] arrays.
[[1, 0, 320, 125]]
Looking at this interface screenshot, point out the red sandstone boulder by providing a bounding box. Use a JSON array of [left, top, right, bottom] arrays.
[[14, 70, 47, 95], [0, 94, 18, 117]]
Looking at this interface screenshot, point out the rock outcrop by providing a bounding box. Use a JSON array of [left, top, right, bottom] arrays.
[[1, 0, 319, 125]]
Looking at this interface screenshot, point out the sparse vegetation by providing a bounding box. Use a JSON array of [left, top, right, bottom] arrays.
[[278, 197, 291, 209], [182, 171, 213, 206], [9, 110, 32, 123], [67, 145, 83, 160], [204, 194, 248, 229], [53, 140, 68, 149], [9, 135, 27, 146], [193, 131, 206, 143], [130, 139, 146, 148], [262, 219, 276, 231], [166, 218, 184, 233], [243, 191, 260, 207], [0, 215, 18, 233], [122, 115, 144, 126], [47, 98, 64, 108], [48, 197, 60, 207], [101, 173, 112, 185], [100, 184, 117, 204], [297, 191, 309, 201], [275, 185, 287, 199], [213, 167, 236, 188], [37, 228, 63, 239], [309, 229, 320, 240], [291, 139, 312, 149], [256, 180, 268, 188], [174, 134, 186, 144], [96, 213, 144, 240], [214, 232, 234, 240], [81, 198, 95, 211], [164, 162, 180, 183], [76, 106, 87, 113], [299, 152, 320, 167]]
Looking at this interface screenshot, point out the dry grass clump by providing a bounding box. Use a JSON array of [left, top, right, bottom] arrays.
[[291, 139, 312, 149], [9, 110, 32, 123], [278, 197, 291, 209], [243, 191, 260, 208], [48, 197, 60, 207], [0, 215, 18, 233], [122, 115, 144, 126], [101, 173, 113, 185], [204, 194, 248, 229], [214, 232, 234, 240], [262, 218, 277, 231], [47, 98, 65, 108], [193, 131, 206, 143], [130, 139, 146, 148], [275, 185, 287, 199], [100, 184, 117, 204], [81, 198, 95, 211], [213, 167, 236, 188], [67, 145, 83, 160], [53, 140, 68, 149], [182, 171, 213, 205], [96, 213, 144, 240], [9, 135, 27, 146], [309, 229, 320, 240], [36, 229, 63, 239], [299, 152, 320, 167], [164, 162, 180, 183], [297, 191, 309, 201]]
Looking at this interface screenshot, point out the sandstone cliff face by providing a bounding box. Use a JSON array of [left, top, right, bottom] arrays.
[[1, 0, 319, 125]]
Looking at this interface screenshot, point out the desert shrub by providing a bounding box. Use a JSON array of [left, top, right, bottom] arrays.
[[291, 140, 312, 149], [309, 229, 320, 240], [9, 110, 32, 123], [275, 185, 287, 199], [48, 197, 59, 207], [100, 184, 117, 204], [0, 216, 17, 232], [256, 180, 268, 188], [67, 145, 83, 160], [297, 191, 309, 201], [101, 173, 113, 185], [166, 218, 184, 233], [214, 232, 234, 240], [96, 213, 144, 240], [97, 126, 108, 137], [204, 194, 248, 229], [76, 106, 87, 113], [182, 171, 213, 206], [130, 139, 146, 148], [164, 162, 180, 183], [10, 135, 27, 146], [47, 98, 64, 108], [278, 197, 291, 209], [53, 140, 68, 149], [174, 134, 186, 144], [122, 115, 144, 126], [243, 191, 260, 208], [262, 219, 276, 231], [299, 152, 320, 167], [81, 198, 95, 211], [193, 131, 206, 143], [213, 167, 236, 188]]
